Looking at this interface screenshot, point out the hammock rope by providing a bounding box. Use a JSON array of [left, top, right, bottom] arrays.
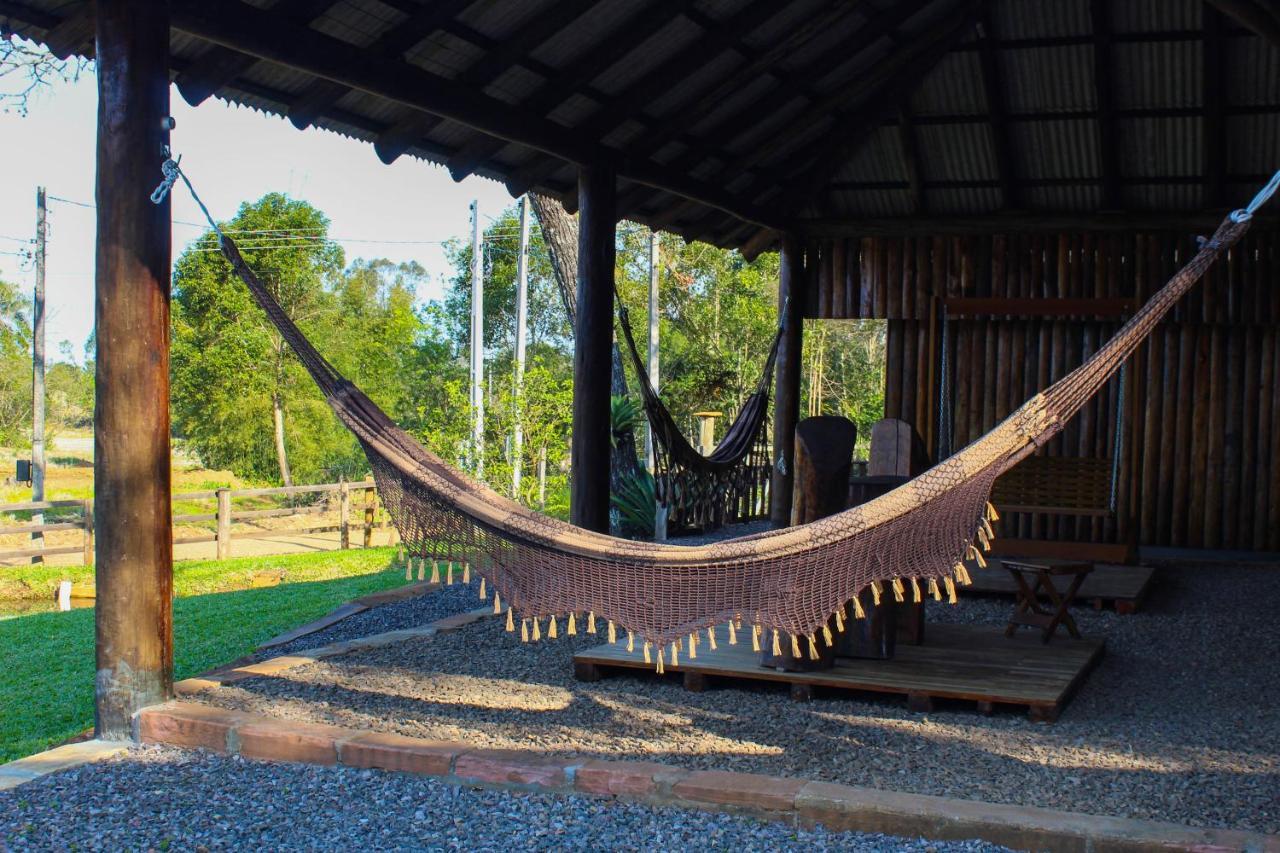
[[154, 156, 1276, 664]]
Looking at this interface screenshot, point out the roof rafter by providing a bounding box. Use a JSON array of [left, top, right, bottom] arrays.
[[175, 0, 339, 107], [286, 0, 477, 131], [438, 0, 701, 181], [169, 0, 784, 230], [601, 0, 936, 213], [897, 104, 925, 214], [1090, 0, 1121, 209], [1203, 4, 1229, 209], [976, 0, 1020, 209], [1205, 0, 1280, 48]]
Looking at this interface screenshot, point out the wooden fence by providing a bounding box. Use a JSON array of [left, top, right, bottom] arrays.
[[0, 480, 391, 566]]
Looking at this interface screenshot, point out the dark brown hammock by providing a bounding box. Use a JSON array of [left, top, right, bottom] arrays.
[[615, 301, 781, 530], [157, 155, 1271, 669]]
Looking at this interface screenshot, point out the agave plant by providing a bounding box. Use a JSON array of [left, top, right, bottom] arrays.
[[610, 395, 644, 448], [611, 468, 657, 535]]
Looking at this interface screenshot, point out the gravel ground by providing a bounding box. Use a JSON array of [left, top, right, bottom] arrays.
[[0, 746, 1011, 852], [260, 580, 486, 659], [193, 560, 1280, 834]]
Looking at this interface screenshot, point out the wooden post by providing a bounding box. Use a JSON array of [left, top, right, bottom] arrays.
[[512, 195, 530, 499], [31, 186, 47, 564], [646, 230, 660, 473], [362, 478, 375, 548], [469, 200, 485, 477], [94, 0, 173, 740], [338, 480, 351, 549], [770, 234, 806, 527], [81, 498, 94, 567], [215, 488, 231, 560], [570, 163, 616, 533]]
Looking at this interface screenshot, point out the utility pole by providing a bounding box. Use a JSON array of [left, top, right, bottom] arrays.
[[645, 230, 660, 473], [511, 195, 530, 499], [469, 200, 484, 478], [31, 186, 47, 563]]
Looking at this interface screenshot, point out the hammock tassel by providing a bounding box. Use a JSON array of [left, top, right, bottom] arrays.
[[707, 626, 717, 650], [977, 528, 991, 552], [520, 618, 529, 643], [955, 563, 973, 586], [493, 591, 502, 614], [430, 561, 440, 585], [404, 562, 412, 582], [929, 578, 942, 601], [981, 517, 995, 541], [688, 633, 697, 660], [463, 563, 471, 584], [772, 629, 782, 657], [822, 625, 833, 647], [834, 608, 845, 632], [870, 581, 883, 606], [506, 607, 514, 632], [808, 635, 820, 660], [446, 563, 455, 585], [478, 578, 486, 600], [532, 618, 541, 641], [910, 577, 922, 603], [588, 611, 597, 634], [567, 613, 577, 636], [892, 578, 905, 603], [945, 577, 958, 604], [627, 631, 635, 653], [608, 621, 617, 644], [656, 647, 664, 674], [671, 642, 679, 667], [791, 634, 802, 658], [752, 625, 761, 653], [643, 641, 651, 664], [548, 615, 558, 639], [728, 621, 737, 645], [972, 547, 987, 568], [852, 596, 866, 620], [986, 501, 1001, 522]]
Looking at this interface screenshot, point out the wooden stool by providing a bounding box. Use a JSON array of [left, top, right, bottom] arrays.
[[1002, 559, 1093, 643]]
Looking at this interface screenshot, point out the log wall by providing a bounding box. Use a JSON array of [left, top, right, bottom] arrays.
[[804, 231, 1279, 551]]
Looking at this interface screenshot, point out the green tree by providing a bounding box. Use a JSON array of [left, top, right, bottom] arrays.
[[0, 279, 31, 447], [171, 194, 353, 485]]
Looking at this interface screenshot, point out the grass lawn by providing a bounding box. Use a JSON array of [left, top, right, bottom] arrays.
[[0, 548, 403, 763]]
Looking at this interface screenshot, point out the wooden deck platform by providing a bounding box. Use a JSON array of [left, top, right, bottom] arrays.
[[964, 560, 1156, 614], [573, 624, 1105, 722]]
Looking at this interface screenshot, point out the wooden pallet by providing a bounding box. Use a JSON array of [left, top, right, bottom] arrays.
[[573, 624, 1105, 723], [965, 560, 1155, 614]]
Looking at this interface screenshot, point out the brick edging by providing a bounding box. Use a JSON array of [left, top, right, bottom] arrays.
[[134, 702, 1271, 852]]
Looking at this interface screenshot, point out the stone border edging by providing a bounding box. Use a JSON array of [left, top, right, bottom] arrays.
[[133, 701, 1272, 853], [255, 580, 439, 651], [0, 741, 130, 791]]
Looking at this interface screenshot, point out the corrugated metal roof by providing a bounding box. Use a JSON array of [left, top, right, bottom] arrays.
[[1, 0, 1276, 247]]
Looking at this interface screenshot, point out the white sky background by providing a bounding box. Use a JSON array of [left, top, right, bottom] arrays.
[[0, 69, 519, 362]]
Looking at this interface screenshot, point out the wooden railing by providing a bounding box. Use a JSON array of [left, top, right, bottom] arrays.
[[0, 479, 390, 566]]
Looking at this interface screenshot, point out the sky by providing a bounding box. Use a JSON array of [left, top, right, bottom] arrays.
[[0, 69, 518, 363]]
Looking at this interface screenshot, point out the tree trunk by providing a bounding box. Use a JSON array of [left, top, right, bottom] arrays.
[[530, 192, 641, 532], [272, 391, 293, 487]]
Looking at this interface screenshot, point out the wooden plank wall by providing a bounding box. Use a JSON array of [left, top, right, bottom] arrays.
[[804, 231, 1279, 551]]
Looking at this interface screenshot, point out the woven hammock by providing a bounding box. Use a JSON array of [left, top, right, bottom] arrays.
[[615, 301, 781, 530], [158, 157, 1272, 670]]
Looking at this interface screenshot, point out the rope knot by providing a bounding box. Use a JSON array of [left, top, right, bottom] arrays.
[[150, 157, 181, 205]]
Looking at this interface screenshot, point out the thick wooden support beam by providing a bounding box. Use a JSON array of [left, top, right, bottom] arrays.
[[570, 164, 616, 533], [770, 235, 806, 527], [168, 0, 782, 231], [977, 0, 1020, 209], [94, 0, 173, 740], [1090, 0, 1121, 209], [798, 210, 1279, 237]]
